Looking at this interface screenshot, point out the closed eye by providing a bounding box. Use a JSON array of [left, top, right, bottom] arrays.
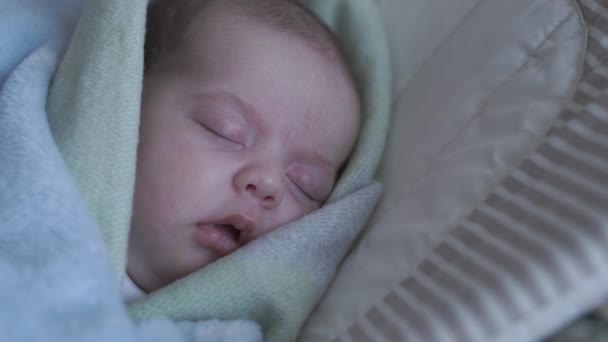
[[287, 177, 317, 203], [200, 123, 228, 140], [198, 123, 243, 150]]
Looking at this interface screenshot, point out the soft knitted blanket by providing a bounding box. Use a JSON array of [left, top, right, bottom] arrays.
[[0, 1, 261, 341], [5, 0, 391, 341]]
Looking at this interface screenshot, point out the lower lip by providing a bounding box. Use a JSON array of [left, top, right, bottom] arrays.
[[194, 224, 239, 256]]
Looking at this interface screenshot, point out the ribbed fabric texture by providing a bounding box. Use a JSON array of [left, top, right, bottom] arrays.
[[334, 1, 608, 341]]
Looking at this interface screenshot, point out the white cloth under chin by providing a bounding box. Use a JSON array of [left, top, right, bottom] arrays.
[[122, 274, 146, 303]]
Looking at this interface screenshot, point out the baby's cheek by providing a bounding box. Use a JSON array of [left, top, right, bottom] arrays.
[[134, 162, 188, 226]]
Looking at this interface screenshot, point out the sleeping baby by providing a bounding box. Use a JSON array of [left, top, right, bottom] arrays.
[[124, 0, 361, 299]]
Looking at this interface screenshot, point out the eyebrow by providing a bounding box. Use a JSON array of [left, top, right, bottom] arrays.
[[199, 90, 336, 171], [196, 90, 260, 124]]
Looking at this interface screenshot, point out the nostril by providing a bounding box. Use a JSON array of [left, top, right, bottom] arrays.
[[263, 195, 274, 202], [246, 184, 256, 192]]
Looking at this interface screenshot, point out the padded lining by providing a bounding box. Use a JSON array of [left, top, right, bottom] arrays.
[[300, 0, 587, 340]]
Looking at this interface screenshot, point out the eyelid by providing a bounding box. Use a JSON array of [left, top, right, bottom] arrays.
[[198, 122, 244, 149], [198, 113, 248, 143], [199, 122, 222, 137], [287, 176, 317, 203], [286, 165, 328, 203]]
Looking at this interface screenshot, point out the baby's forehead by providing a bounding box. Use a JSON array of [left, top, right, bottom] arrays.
[[167, 0, 344, 66], [146, 0, 360, 114]]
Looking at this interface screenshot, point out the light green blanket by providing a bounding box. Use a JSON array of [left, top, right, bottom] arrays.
[[47, 0, 391, 340]]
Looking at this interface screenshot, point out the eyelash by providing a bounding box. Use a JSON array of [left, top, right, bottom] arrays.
[[288, 177, 317, 203], [199, 123, 242, 148]]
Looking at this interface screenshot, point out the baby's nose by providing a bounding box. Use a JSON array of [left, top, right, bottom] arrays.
[[234, 165, 284, 209]]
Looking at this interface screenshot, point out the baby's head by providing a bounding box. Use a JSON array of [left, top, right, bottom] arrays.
[[128, 0, 361, 292]]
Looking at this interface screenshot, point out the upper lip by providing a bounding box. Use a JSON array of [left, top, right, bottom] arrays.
[[210, 214, 256, 245]]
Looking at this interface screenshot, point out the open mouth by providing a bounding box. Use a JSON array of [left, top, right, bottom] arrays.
[[215, 224, 241, 242], [194, 216, 255, 256], [194, 224, 240, 256]]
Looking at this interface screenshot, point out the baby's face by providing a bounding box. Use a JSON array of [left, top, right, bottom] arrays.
[[128, 9, 360, 291]]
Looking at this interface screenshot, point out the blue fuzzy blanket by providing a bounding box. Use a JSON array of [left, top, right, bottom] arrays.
[[0, 1, 262, 341]]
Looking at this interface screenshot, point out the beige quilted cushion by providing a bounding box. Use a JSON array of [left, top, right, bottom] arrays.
[[300, 0, 588, 340]]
